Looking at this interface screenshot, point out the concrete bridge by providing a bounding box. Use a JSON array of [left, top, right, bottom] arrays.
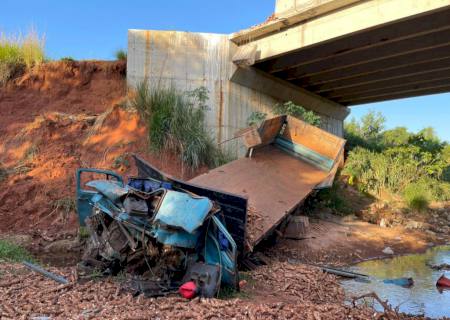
[[127, 0, 450, 153]]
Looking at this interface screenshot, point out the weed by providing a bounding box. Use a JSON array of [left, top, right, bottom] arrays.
[[112, 154, 130, 169], [0, 240, 33, 262], [274, 101, 321, 126], [52, 197, 76, 222], [60, 56, 75, 62], [78, 226, 90, 240], [23, 144, 39, 162], [115, 49, 127, 61], [132, 81, 229, 170], [246, 111, 267, 127], [0, 163, 7, 182], [403, 183, 431, 212]]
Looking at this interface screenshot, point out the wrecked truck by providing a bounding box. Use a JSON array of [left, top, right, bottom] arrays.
[[75, 115, 345, 297], [76, 169, 240, 297]]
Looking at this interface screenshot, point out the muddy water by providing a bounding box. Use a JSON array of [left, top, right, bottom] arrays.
[[342, 246, 450, 319]]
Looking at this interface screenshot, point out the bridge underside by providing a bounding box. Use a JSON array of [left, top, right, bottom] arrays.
[[252, 6, 450, 106]]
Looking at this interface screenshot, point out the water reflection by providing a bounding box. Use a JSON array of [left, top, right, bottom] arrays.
[[342, 246, 450, 318]]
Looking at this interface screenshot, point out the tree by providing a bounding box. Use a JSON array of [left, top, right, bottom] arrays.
[[381, 127, 411, 147]]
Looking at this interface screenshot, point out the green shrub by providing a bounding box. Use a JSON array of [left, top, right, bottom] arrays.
[[60, 56, 75, 62], [115, 49, 127, 61], [0, 240, 33, 262], [274, 101, 321, 126], [246, 111, 267, 127], [403, 183, 431, 212], [0, 30, 45, 85], [132, 82, 228, 170]]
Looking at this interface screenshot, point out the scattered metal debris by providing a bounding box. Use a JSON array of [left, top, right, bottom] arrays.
[[22, 261, 69, 285]]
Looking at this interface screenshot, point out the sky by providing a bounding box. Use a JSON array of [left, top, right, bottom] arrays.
[[1, 0, 449, 142]]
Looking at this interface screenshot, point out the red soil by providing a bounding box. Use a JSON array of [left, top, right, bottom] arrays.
[[0, 61, 199, 238]]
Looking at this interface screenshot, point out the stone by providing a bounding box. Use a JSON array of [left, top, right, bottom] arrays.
[[382, 247, 394, 255]]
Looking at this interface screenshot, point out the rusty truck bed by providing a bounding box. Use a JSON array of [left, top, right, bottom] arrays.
[[190, 144, 329, 248], [190, 115, 345, 250]]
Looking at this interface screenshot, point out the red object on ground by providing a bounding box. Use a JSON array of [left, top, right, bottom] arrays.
[[179, 281, 198, 299], [437, 275, 450, 288]]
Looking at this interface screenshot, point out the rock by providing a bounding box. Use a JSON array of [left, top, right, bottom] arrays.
[[405, 220, 424, 230], [425, 230, 436, 237], [382, 247, 394, 255], [379, 218, 388, 228]]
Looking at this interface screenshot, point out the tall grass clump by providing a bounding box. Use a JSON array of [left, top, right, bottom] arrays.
[[132, 81, 228, 170], [403, 182, 431, 212], [0, 29, 45, 85]]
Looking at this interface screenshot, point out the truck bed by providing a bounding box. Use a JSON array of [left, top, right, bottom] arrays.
[[190, 144, 328, 249]]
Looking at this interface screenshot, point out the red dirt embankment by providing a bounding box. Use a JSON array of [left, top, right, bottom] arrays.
[[0, 61, 195, 238]]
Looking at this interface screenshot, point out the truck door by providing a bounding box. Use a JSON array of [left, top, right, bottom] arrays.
[[76, 168, 123, 226]]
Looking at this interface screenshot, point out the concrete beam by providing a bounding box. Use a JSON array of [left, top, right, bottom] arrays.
[[230, 66, 350, 120], [334, 78, 450, 102], [344, 86, 450, 105], [276, 28, 450, 81], [302, 57, 450, 92], [284, 43, 450, 85], [231, 0, 361, 44], [324, 69, 450, 98], [239, 0, 450, 64]]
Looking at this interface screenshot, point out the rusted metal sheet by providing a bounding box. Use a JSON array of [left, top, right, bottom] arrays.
[[190, 116, 345, 249], [190, 144, 328, 248]]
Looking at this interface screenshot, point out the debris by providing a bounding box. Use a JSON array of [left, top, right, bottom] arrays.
[[382, 247, 394, 255], [436, 274, 450, 288], [352, 292, 400, 320], [383, 277, 414, 288], [284, 215, 310, 239], [179, 281, 198, 299], [22, 261, 69, 284], [427, 263, 450, 270]]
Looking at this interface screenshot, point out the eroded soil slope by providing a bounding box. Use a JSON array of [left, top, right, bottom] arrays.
[[0, 61, 197, 238]]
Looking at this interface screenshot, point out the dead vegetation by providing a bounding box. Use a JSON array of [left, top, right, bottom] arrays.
[[0, 261, 382, 320]]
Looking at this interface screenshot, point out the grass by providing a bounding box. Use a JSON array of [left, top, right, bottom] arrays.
[[403, 182, 431, 212], [132, 81, 230, 170], [0, 29, 45, 85], [0, 240, 33, 262], [52, 197, 76, 223], [115, 49, 127, 61]]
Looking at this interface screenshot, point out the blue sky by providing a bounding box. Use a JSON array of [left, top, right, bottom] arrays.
[[1, 0, 449, 141]]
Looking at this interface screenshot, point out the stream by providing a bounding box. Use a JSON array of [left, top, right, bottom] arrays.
[[342, 245, 450, 318]]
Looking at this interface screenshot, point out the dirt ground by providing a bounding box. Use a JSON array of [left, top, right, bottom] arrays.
[[0, 61, 445, 319]]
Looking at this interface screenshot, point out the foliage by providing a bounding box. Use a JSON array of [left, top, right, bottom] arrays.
[[246, 111, 267, 127], [343, 111, 449, 208], [0, 29, 45, 85], [246, 101, 321, 128], [381, 127, 410, 147], [132, 81, 228, 170], [112, 154, 130, 169], [0, 240, 33, 262], [115, 49, 127, 61], [403, 182, 431, 212], [273, 101, 321, 126], [60, 56, 75, 62], [344, 110, 386, 151]]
